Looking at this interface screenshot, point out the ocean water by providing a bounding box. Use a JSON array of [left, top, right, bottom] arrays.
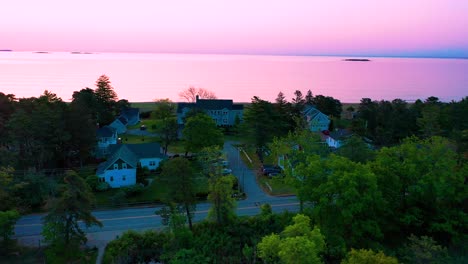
[[0, 52, 467, 103]]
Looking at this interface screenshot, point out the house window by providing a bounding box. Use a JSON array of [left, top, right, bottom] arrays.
[[149, 161, 156, 166], [223, 119, 228, 123], [123, 176, 126, 181], [113, 164, 118, 170], [110, 176, 114, 182], [122, 163, 127, 169]]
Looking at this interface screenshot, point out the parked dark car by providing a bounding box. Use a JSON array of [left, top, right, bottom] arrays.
[[261, 164, 282, 176]]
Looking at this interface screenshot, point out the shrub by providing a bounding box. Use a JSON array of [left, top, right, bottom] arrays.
[[85, 175, 99, 191], [123, 184, 145, 198], [96, 182, 110, 192], [110, 191, 127, 206]]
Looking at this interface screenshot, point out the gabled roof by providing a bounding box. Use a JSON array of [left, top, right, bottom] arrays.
[[97, 143, 165, 174], [117, 116, 128, 125], [97, 144, 139, 174], [96, 126, 116, 138], [303, 105, 329, 122], [121, 108, 139, 120]]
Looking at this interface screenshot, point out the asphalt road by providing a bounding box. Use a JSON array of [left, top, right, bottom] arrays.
[[13, 141, 298, 262]]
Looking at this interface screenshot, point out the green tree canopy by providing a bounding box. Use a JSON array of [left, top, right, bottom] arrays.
[[370, 136, 466, 247], [183, 113, 223, 154], [42, 171, 102, 261], [257, 214, 325, 264], [0, 209, 20, 251], [153, 99, 178, 155], [342, 249, 399, 264], [159, 157, 197, 229]]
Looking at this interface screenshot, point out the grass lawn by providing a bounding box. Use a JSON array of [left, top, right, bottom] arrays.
[[258, 175, 296, 196], [119, 134, 159, 144], [127, 118, 160, 132], [167, 140, 186, 154], [93, 173, 209, 207]]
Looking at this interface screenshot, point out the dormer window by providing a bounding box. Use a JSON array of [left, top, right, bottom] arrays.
[[113, 164, 118, 170], [122, 163, 127, 169]]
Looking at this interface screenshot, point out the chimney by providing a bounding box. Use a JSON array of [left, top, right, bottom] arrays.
[[196, 95, 199, 102]]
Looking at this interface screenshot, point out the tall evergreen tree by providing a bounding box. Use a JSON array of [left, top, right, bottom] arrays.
[[43, 171, 102, 261], [94, 75, 118, 125]]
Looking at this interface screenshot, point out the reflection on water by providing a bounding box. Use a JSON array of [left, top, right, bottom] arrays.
[[1, 52, 467, 102]]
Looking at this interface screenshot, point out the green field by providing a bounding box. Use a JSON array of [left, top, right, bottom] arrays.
[[130, 102, 157, 112]]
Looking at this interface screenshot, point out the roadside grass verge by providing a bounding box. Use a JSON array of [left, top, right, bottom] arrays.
[[258, 175, 296, 196]]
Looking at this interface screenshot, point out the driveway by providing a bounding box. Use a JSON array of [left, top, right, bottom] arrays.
[[224, 141, 285, 205]]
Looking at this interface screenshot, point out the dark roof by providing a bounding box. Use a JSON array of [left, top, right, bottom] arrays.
[[232, 104, 244, 110], [121, 108, 139, 119], [330, 129, 353, 140], [176, 102, 195, 113], [97, 143, 165, 174], [97, 144, 139, 174], [117, 116, 128, 125], [96, 126, 116, 138], [125, 143, 165, 159], [196, 99, 233, 110]]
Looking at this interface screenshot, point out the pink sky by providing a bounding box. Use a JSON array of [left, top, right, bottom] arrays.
[[1, 0, 468, 57]]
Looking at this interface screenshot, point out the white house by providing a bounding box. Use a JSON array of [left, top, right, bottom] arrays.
[[96, 143, 165, 188], [177, 96, 243, 127], [303, 106, 330, 132]]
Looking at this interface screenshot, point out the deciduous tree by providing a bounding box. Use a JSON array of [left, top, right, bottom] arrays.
[[183, 113, 223, 154], [179, 86, 216, 102], [257, 214, 325, 264], [159, 157, 197, 229], [342, 249, 399, 264], [0, 209, 20, 251]]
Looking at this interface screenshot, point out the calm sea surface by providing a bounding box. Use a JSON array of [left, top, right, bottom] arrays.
[[0, 52, 467, 103]]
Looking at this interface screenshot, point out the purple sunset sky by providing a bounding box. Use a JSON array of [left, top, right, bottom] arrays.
[[1, 0, 467, 57]]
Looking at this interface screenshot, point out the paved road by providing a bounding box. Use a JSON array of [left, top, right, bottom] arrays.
[[13, 141, 298, 262]]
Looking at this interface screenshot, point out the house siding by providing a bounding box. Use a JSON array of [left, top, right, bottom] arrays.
[[139, 157, 163, 171], [101, 168, 136, 188]]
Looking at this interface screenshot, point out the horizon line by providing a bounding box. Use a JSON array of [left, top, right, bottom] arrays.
[[1, 49, 467, 60]]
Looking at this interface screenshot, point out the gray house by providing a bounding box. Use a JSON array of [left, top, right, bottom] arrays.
[[303, 105, 330, 132], [108, 107, 140, 134], [177, 96, 243, 126]]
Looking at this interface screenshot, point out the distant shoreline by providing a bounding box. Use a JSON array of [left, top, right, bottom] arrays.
[[343, 58, 371, 62]]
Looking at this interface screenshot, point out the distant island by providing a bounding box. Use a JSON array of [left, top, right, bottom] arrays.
[[71, 51, 93, 54], [343, 58, 371, 62], [34, 51, 49, 54], [0, 49, 13, 52]]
